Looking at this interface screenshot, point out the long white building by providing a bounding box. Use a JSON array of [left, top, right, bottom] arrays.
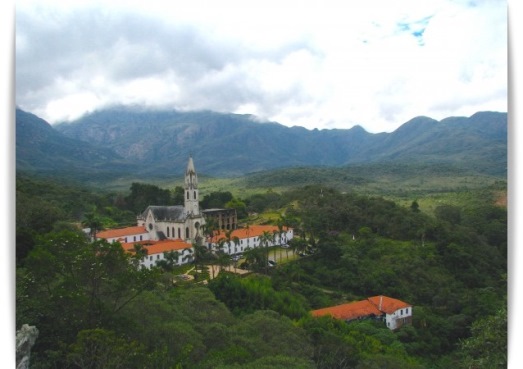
[[206, 225, 293, 255]]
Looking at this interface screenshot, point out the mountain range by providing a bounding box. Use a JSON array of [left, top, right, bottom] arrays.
[[16, 107, 507, 180]]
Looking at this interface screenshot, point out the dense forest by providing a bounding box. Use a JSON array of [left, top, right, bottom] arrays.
[[16, 172, 507, 368]]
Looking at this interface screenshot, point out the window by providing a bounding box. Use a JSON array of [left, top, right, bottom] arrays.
[[140, 235, 143, 241], [406, 308, 409, 314], [133, 236, 136, 242], [157, 255, 160, 260], [400, 309, 403, 315], [194, 191, 196, 199]]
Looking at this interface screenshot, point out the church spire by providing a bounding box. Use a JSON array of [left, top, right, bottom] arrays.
[[184, 156, 200, 216], [185, 156, 198, 189]]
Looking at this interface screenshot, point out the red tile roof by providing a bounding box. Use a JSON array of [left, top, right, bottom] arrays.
[[121, 239, 192, 255], [209, 225, 289, 242], [96, 226, 147, 239], [368, 295, 411, 314], [311, 295, 411, 320], [311, 300, 382, 320]]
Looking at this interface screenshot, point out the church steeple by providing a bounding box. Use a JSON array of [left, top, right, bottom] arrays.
[[184, 156, 200, 216]]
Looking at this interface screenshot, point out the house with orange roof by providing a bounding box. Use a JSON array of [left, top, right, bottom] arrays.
[[121, 239, 194, 269], [311, 295, 412, 330], [96, 225, 150, 244], [206, 225, 293, 255]]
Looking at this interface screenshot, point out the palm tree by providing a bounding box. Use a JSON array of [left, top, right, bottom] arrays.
[[82, 211, 103, 241], [232, 236, 240, 273], [224, 229, 234, 254], [289, 238, 307, 259], [259, 230, 273, 274], [193, 242, 208, 273], [215, 238, 227, 276], [273, 229, 282, 263], [203, 217, 219, 243], [245, 223, 251, 249], [216, 251, 231, 275], [243, 247, 264, 272], [131, 243, 148, 267], [164, 250, 180, 270]]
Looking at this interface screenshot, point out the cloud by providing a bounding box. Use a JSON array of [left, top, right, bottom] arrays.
[[15, 0, 507, 132]]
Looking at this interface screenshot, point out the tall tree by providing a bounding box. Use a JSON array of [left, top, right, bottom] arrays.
[[17, 231, 158, 366], [259, 231, 273, 274], [459, 307, 507, 369], [82, 211, 103, 241], [125, 182, 172, 214], [131, 243, 149, 268]]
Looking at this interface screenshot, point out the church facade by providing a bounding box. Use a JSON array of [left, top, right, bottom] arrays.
[[136, 156, 206, 243]]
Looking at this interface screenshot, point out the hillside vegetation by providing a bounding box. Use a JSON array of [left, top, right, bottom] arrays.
[[16, 172, 507, 369]]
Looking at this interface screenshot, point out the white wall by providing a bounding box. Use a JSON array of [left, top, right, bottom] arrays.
[[139, 247, 194, 269], [208, 228, 294, 254], [385, 306, 412, 330], [104, 232, 150, 244]]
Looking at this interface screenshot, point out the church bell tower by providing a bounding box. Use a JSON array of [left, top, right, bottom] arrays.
[[184, 156, 200, 216]]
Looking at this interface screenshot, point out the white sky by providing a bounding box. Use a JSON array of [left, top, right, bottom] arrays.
[[15, 0, 507, 132]]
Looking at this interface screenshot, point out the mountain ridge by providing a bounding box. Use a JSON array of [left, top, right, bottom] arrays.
[[16, 107, 507, 179]]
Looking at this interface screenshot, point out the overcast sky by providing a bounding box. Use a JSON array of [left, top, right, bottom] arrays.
[[15, 0, 507, 133]]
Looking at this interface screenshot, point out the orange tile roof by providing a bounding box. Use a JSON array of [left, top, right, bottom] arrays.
[[209, 225, 289, 242], [97, 226, 147, 239], [311, 295, 412, 320], [311, 300, 382, 320], [368, 295, 411, 314], [121, 239, 192, 255]]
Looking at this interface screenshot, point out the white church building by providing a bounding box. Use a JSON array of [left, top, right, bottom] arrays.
[[136, 156, 206, 243]]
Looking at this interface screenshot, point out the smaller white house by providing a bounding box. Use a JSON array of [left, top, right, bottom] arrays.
[[207, 225, 294, 255], [367, 296, 413, 330], [311, 295, 412, 331]]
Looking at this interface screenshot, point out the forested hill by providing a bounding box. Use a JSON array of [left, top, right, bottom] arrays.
[[15, 109, 137, 180], [17, 107, 507, 178]]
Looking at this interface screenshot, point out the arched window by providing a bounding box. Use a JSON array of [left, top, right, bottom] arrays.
[[167, 227, 170, 237], [186, 191, 189, 200], [194, 191, 197, 199], [178, 228, 181, 239], [172, 227, 175, 238], [186, 227, 190, 239]]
